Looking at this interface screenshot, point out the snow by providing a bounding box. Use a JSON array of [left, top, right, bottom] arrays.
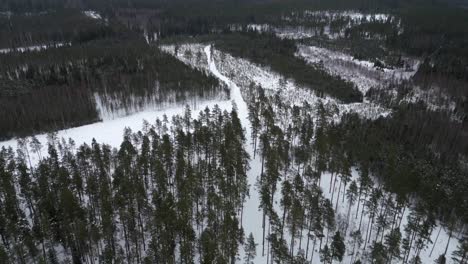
[[243, 11, 401, 40], [205, 44, 268, 263], [0, 42, 70, 54], [312, 169, 460, 264], [162, 43, 391, 122], [0, 100, 232, 165], [297, 45, 419, 95], [83, 10, 102, 20], [302, 10, 393, 23], [94, 91, 227, 120], [402, 85, 457, 112]]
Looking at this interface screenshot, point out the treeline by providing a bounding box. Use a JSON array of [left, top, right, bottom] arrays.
[[0, 105, 250, 263], [0, 10, 116, 49], [0, 39, 225, 140], [213, 32, 363, 103]]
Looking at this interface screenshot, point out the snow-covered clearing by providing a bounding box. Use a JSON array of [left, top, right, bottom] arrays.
[[301, 10, 394, 24], [402, 85, 457, 113], [0, 100, 232, 165], [94, 90, 227, 120], [162, 43, 391, 122], [244, 11, 401, 40], [0, 42, 70, 54], [297, 45, 419, 95]]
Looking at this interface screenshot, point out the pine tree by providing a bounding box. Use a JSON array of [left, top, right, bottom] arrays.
[[331, 231, 346, 263], [320, 244, 332, 264], [350, 230, 363, 264], [244, 233, 257, 264], [346, 180, 358, 233], [452, 236, 468, 264], [435, 254, 446, 264], [370, 242, 387, 264], [385, 228, 402, 264]]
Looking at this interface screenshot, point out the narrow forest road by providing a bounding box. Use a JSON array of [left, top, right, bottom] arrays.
[[205, 45, 267, 263]]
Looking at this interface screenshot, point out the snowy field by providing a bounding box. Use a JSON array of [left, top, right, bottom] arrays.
[[0, 100, 233, 164]]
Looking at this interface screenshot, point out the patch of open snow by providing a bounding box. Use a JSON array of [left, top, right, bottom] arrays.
[[163, 43, 391, 122], [94, 90, 227, 121], [0, 100, 232, 165], [402, 86, 457, 112], [83, 10, 102, 20], [303, 10, 393, 23], [0, 42, 70, 54], [297, 45, 419, 95], [244, 11, 401, 40]]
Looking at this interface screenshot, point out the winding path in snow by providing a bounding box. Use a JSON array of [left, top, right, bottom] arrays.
[[205, 45, 266, 263]]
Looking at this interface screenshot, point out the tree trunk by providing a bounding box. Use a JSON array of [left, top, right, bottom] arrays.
[[335, 178, 342, 212], [429, 225, 442, 257], [305, 218, 312, 259], [262, 212, 266, 256], [355, 190, 362, 219], [311, 238, 317, 262], [444, 228, 453, 256]]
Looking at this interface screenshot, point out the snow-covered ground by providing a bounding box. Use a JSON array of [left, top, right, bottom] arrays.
[[243, 11, 401, 40], [0, 100, 232, 164], [94, 90, 227, 120], [83, 10, 102, 20], [162, 43, 391, 122], [297, 45, 419, 95], [0, 42, 70, 54], [402, 85, 457, 112], [301, 10, 394, 24]]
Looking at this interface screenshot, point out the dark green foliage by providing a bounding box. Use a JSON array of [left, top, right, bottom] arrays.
[[0, 10, 116, 49], [331, 231, 345, 262], [370, 242, 387, 264], [452, 237, 468, 263], [329, 105, 468, 222], [244, 233, 257, 264]]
